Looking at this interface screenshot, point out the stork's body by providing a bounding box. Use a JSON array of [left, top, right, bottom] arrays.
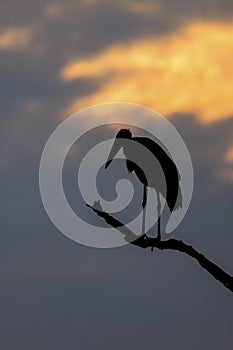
[[105, 129, 182, 240]]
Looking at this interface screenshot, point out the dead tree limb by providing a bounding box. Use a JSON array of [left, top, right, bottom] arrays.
[[87, 201, 233, 293]]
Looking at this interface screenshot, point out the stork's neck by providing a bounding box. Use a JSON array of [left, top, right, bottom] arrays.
[[122, 136, 138, 158]]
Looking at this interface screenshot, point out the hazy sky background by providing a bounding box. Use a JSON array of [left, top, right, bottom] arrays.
[[1, 1, 233, 349]]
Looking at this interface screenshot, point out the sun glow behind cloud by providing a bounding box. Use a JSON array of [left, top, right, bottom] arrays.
[[60, 22, 233, 124]]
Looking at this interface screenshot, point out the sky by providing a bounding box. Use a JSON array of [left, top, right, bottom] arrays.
[[1, 0, 233, 349]]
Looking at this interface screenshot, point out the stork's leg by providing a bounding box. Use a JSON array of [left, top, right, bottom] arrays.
[[141, 184, 147, 235], [156, 192, 161, 241]]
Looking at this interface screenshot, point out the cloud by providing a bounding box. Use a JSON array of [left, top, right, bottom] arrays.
[[217, 169, 233, 183], [123, 1, 161, 15], [225, 146, 233, 163], [0, 25, 40, 51], [44, 3, 64, 19], [219, 145, 233, 182], [1, 1, 233, 348], [60, 21, 233, 124], [172, 113, 233, 184]]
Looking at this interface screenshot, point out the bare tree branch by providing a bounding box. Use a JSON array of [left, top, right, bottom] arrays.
[[87, 201, 233, 293]]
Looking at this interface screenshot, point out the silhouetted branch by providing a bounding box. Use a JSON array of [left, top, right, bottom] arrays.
[[87, 201, 233, 293]]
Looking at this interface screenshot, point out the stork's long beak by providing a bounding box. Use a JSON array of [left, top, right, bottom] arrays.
[[105, 139, 121, 169]]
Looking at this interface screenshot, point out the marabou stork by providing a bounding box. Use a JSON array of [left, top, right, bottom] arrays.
[[105, 129, 182, 240]]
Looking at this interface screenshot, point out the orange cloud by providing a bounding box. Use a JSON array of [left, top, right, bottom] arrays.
[[215, 146, 233, 183], [0, 25, 40, 51], [44, 3, 63, 19], [124, 1, 161, 15], [225, 147, 233, 163], [60, 22, 233, 123]]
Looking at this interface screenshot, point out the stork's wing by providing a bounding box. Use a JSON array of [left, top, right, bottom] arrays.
[[137, 137, 182, 211]]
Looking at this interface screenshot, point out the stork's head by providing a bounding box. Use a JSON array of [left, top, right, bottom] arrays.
[[116, 128, 132, 139], [105, 129, 132, 169]]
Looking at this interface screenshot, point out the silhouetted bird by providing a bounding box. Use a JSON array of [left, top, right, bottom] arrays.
[[105, 129, 182, 240]]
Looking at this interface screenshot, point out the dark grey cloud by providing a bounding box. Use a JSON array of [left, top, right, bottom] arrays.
[[1, 109, 233, 349], [1, 0, 233, 142], [1, 0, 233, 61], [1, 1, 233, 349], [1, 0, 232, 152]]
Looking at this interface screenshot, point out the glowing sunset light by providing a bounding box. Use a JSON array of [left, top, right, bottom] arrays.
[[60, 22, 233, 123]]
